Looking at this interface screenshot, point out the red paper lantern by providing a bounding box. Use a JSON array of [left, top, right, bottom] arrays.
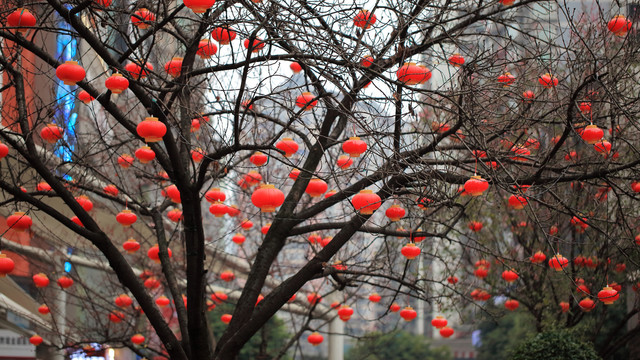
[[261, 223, 271, 235], [56, 61, 86, 85], [474, 266, 488, 279], [204, 188, 226, 203], [109, 311, 125, 323], [71, 216, 83, 227], [131, 334, 145, 345], [276, 138, 299, 157], [131, 8, 155, 29], [0, 254, 15, 277], [530, 250, 546, 263], [226, 205, 240, 217], [307, 332, 324, 346], [440, 326, 455, 338], [220, 271, 235, 282], [305, 178, 328, 197], [147, 245, 172, 263], [73, 195, 93, 212], [608, 15, 632, 36], [431, 316, 448, 329], [29, 335, 43, 346], [32, 273, 49, 288], [209, 202, 228, 217], [581, 124, 604, 144], [353, 10, 376, 29], [0, 143, 8, 159], [579, 298, 595, 312], [211, 27, 236, 45], [447, 276, 459, 284], [184, 0, 216, 13], [7, 8, 37, 33], [385, 205, 405, 221], [7, 211, 32, 231], [352, 189, 381, 215], [464, 175, 489, 196], [342, 137, 367, 157], [368, 293, 381, 303], [250, 152, 268, 166], [144, 277, 161, 289], [40, 124, 64, 144], [211, 292, 228, 303], [57, 276, 74, 289], [336, 155, 353, 169], [307, 292, 322, 304], [337, 305, 354, 321], [501, 270, 518, 283], [497, 72, 516, 86], [77, 90, 95, 104], [504, 299, 520, 312], [105, 73, 129, 94], [598, 286, 619, 305], [594, 140, 612, 155], [400, 306, 417, 321], [37, 304, 49, 315], [164, 184, 181, 203], [116, 209, 137, 227], [468, 221, 483, 232], [389, 303, 401, 312], [125, 61, 153, 80], [197, 39, 218, 59], [325, 189, 336, 198], [103, 184, 118, 196], [118, 154, 134, 168], [191, 148, 205, 162], [522, 90, 535, 102], [167, 208, 183, 222], [396, 63, 431, 85], [135, 146, 156, 163], [548, 253, 569, 271], [122, 238, 140, 253], [559, 301, 570, 312], [164, 57, 183, 78], [244, 38, 265, 53], [221, 314, 232, 324], [240, 219, 253, 229], [447, 53, 465, 66], [538, 73, 558, 88], [294, 92, 319, 111], [115, 294, 133, 307], [156, 295, 170, 307], [400, 243, 421, 260], [232, 233, 246, 245], [361, 55, 374, 67], [252, 184, 285, 212], [508, 194, 528, 210]]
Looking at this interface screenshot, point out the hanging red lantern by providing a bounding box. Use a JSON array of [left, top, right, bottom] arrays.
[[388, 303, 401, 312], [251, 184, 285, 212], [144, 277, 161, 289], [78, 90, 95, 104], [164, 184, 181, 203], [307, 332, 324, 346], [164, 57, 183, 78], [342, 137, 367, 157], [464, 176, 489, 196], [305, 178, 328, 197], [385, 205, 405, 221], [209, 202, 228, 217], [232, 233, 246, 245], [447, 276, 459, 284], [225, 205, 240, 217], [594, 140, 612, 155], [530, 250, 546, 263], [240, 219, 253, 229], [32, 273, 49, 288], [360, 55, 374, 67], [115, 294, 133, 308], [522, 90, 535, 102], [474, 266, 488, 279], [307, 292, 322, 304], [468, 221, 483, 232], [7, 8, 37, 33], [337, 305, 354, 321], [103, 184, 118, 196], [7, 211, 32, 231], [56, 61, 86, 85], [57, 275, 73, 289], [579, 298, 596, 312], [74, 195, 93, 212], [0, 254, 15, 277], [29, 335, 43, 346], [570, 216, 589, 231], [448, 53, 465, 67], [497, 72, 516, 86], [559, 301, 570, 312], [276, 138, 299, 157], [548, 253, 569, 271], [122, 238, 140, 253], [94, 0, 113, 7], [598, 286, 619, 305], [184, 0, 216, 13], [335, 155, 354, 169], [116, 209, 137, 227], [135, 146, 156, 163], [167, 208, 183, 222], [109, 311, 125, 323], [581, 125, 604, 144], [220, 314, 232, 324], [578, 101, 592, 114], [608, 15, 633, 36], [156, 296, 170, 307], [505, 299, 519, 311], [131, 8, 155, 29], [399, 306, 417, 321], [147, 244, 172, 263], [220, 271, 235, 282], [40, 124, 64, 144], [508, 194, 528, 210], [501, 270, 518, 282], [396, 63, 431, 85], [244, 38, 265, 53], [295, 92, 318, 111], [475, 259, 491, 269], [211, 292, 228, 304], [261, 223, 271, 235], [0, 143, 7, 160], [37, 304, 49, 315], [211, 27, 237, 45], [125, 61, 153, 80], [191, 148, 205, 162], [131, 334, 145, 345], [510, 145, 530, 161], [205, 188, 226, 203], [400, 243, 421, 260], [105, 73, 129, 94], [431, 316, 448, 329], [197, 39, 218, 59], [243, 171, 262, 187], [368, 293, 381, 303], [290, 62, 302, 73], [250, 152, 268, 166], [352, 189, 381, 215], [538, 73, 558, 88], [118, 154, 134, 169], [353, 10, 376, 29]]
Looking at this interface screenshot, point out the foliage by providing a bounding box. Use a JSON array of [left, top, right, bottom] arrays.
[[476, 310, 537, 360], [509, 329, 601, 360], [345, 331, 452, 360]]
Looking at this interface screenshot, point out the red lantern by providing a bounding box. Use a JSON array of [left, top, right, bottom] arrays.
[[276, 138, 299, 157], [131, 334, 145, 345], [204, 188, 226, 203], [353, 10, 376, 29], [361, 55, 374, 67], [118, 154, 134, 169], [342, 137, 367, 157], [209, 202, 228, 217], [191, 148, 205, 162], [474, 266, 488, 279], [336, 155, 354, 169], [109, 311, 125, 323], [184, 0, 216, 13], [290, 62, 302, 73], [232, 233, 246, 245], [250, 152, 268, 166], [135, 146, 156, 163], [116, 209, 137, 227], [167, 208, 183, 222], [261, 223, 271, 235], [7, 8, 37, 33], [581, 124, 603, 145], [368, 293, 381, 303], [131, 8, 155, 29], [164, 184, 181, 203], [522, 90, 535, 102], [7, 211, 32, 231], [307, 332, 324, 346], [440, 327, 455, 338], [548, 253, 569, 271], [305, 178, 328, 197], [598, 286, 619, 305], [389, 303, 401, 312], [251, 184, 285, 212], [226, 205, 240, 217], [144, 277, 161, 289], [510, 146, 530, 161], [464, 176, 489, 196], [399, 306, 417, 321], [400, 243, 421, 260], [197, 39, 218, 59], [37, 304, 49, 315], [103, 184, 118, 196], [244, 38, 265, 53], [337, 305, 354, 321], [559, 301, 570, 312], [508, 194, 527, 210], [431, 316, 448, 329], [352, 189, 381, 214], [570, 216, 589, 231], [307, 292, 322, 304], [0, 254, 15, 277], [211, 292, 228, 303], [396, 63, 431, 85], [594, 140, 611, 155], [385, 205, 405, 221], [538, 73, 558, 88], [164, 57, 183, 78], [156, 296, 170, 307], [125, 61, 153, 80], [211, 27, 237, 45], [78, 90, 95, 104], [448, 53, 465, 67], [57, 276, 73, 289], [94, 0, 113, 7], [501, 270, 518, 283], [29, 335, 43, 346], [32, 273, 49, 288], [221, 314, 232, 324], [447, 276, 459, 284], [115, 294, 133, 307], [147, 244, 172, 263], [295, 92, 318, 111], [468, 221, 483, 232], [56, 61, 86, 85], [497, 72, 516, 86], [530, 250, 546, 263], [220, 271, 235, 282], [579, 298, 596, 312], [122, 238, 140, 253], [105, 73, 129, 94], [40, 124, 64, 144], [504, 299, 519, 311], [608, 15, 632, 36]]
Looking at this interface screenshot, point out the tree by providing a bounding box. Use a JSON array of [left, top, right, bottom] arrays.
[[510, 329, 601, 360], [0, 0, 639, 359], [345, 331, 452, 360]]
